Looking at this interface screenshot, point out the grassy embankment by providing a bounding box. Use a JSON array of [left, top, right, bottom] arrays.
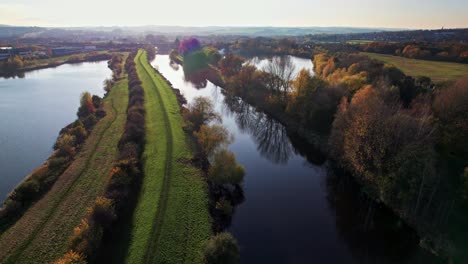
[[362, 52, 468, 82], [124, 50, 211, 264], [0, 72, 129, 263]]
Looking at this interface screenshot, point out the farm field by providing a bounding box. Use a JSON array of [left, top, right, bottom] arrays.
[[124, 50, 211, 264], [361, 52, 468, 82], [0, 75, 129, 263]]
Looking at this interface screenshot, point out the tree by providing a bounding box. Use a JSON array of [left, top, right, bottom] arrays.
[[103, 79, 113, 93], [184, 96, 220, 131], [263, 56, 296, 98], [55, 134, 76, 157], [204, 47, 221, 64], [208, 149, 245, 185], [219, 54, 245, 77], [203, 233, 240, 264], [77, 92, 96, 119], [195, 125, 232, 158], [433, 79, 468, 157]]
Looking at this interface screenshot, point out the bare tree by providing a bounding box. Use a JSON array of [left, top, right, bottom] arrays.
[[263, 56, 296, 98]]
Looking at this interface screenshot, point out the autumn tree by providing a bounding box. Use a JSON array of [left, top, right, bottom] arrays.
[[195, 124, 233, 158], [77, 92, 96, 119], [208, 149, 245, 185], [219, 54, 245, 78], [329, 85, 437, 216], [184, 96, 220, 131], [433, 79, 468, 157]]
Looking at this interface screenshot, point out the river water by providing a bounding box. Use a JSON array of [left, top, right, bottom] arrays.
[[0, 62, 110, 202], [152, 54, 439, 264]]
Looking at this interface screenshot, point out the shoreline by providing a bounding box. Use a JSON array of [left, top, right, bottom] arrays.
[[0, 52, 113, 78]]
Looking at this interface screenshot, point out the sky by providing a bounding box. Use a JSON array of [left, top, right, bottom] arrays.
[[1, 0, 467, 29]]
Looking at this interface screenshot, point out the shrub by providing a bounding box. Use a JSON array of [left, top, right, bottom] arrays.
[[55, 134, 76, 157], [69, 218, 103, 257], [203, 233, 240, 264], [88, 197, 116, 229], [54, 251, 87, 264], [48, 157, 69, 170], [82, 114, 97, 130], [69, 125, 88, 144], [13, 179, 40, 201]]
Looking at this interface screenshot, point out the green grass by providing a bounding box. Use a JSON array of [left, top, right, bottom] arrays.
[[0, 77, 129, 264], [361, 52, 468, 82], [124, 50, 211, 264]]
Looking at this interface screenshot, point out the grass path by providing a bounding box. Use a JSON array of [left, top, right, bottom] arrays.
[[0, 78, 128, 264], [124, 50, 210, 264], [361, 52, 468, 82]]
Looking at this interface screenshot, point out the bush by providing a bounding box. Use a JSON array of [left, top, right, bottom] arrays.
[[48, 157, 69, 170], [69, 218, 103, 257], [82, 114, 97, 130], [88, 197, 115, 229], [69, 125, 88, 144], [203, 233, 240, 264], [54, 251, 87, 264]]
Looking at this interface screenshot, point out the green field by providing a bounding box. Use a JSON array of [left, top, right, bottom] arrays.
[[362, 52, 468, 82], [0, 75, 129, 263], [124, 50, 211, 264]]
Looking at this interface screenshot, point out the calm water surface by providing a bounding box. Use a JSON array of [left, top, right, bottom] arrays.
[[0, 62, 110, 202], [152, 54, 438, 264]]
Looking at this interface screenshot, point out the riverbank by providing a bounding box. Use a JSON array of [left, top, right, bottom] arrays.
[[0, 59, 129, 263], [0, 51, 113, 78]]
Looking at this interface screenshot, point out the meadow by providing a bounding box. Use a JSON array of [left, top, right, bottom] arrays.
[[362, 52, 468, 82]]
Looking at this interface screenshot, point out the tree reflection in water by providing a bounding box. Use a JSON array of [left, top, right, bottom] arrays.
[[223, 94, 293, 164], [325, 169, 442, 264]]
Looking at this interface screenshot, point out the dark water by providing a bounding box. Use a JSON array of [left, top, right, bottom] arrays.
[[0, 62, 110, 202], [151, 55, 439, 264]]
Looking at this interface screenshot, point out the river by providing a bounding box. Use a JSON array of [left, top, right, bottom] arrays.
[[151, 54, 439, 264], [0, 61, 111, 202]]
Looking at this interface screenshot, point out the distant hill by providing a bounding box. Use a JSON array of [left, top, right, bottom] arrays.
[[65, 25, 402, 36], [0, 26, 44, 38], [0, 25, 403, 39]]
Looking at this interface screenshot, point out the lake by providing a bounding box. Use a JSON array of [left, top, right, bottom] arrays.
[[0, 62, 110, 202], [152, 54, 439, 264]]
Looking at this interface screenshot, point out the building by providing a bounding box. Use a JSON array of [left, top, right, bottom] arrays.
[[0, 47, 12, 61], [51, 47, 82, 56]]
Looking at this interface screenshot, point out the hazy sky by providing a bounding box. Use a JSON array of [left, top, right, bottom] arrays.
[[1, 0, 467, 29]]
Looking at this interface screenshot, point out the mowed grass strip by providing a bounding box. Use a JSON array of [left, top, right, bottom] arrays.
[[125, 50, 211, 264], [0, 78, 129, 264], [361, 52, 468, 82]]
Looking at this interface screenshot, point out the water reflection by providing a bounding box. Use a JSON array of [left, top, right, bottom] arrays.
[[325, 169, 441, 264], [223, 94, 293, 164]]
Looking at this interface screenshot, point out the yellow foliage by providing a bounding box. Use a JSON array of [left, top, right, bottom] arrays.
[[54, 251, 87, 264]]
